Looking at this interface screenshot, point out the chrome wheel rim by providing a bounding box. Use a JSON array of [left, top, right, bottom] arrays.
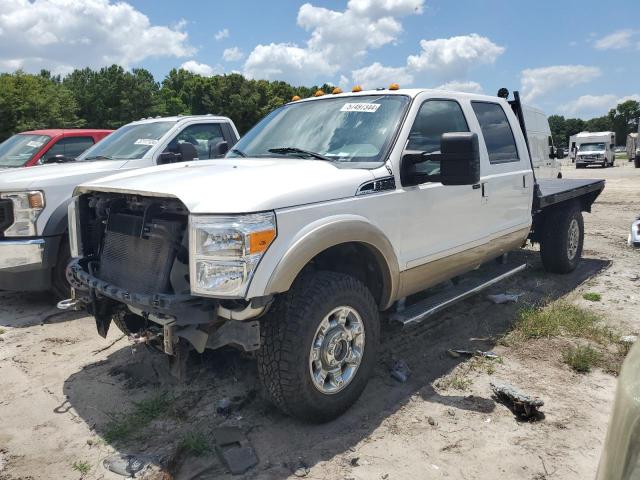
[[309, 306, 365, 395], [567, 218, 580, 260]]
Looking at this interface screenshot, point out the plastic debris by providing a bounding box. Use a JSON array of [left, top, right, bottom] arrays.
[[293, 460, 309, 477], [621, 335, 638, 345], [390, 359, 411, 383], [212, 427, 258, 475], [102, 453, 159, 477], [490, 381, 544, 419], [487, 293, 524, 304], [447, 349, 499, 359]]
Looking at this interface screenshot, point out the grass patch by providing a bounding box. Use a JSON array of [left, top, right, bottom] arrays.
[[508, 302, 617, 346], [582, 292, 602, 302], [72, 461, 91, 476], [104, 392, 174, 443], [0, 328, 5, 334], [436, 372, 472, 391], [179, 431, 210, 456], [563, 345, 603, 373]]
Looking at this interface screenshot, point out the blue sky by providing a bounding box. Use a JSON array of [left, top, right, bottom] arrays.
[[1, 0, 638, 118]]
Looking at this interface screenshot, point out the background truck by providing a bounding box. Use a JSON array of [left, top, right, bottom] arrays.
[[522, 105, 563, 178], [0, 115, 239, 298], [66, 87, 604, 422], [0, 129, 113, 168], [626, 132, 639, 168], [574, 131, 616, 168]]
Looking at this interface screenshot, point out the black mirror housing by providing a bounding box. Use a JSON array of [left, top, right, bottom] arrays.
[[42, 155, 75, 164], [215, 140, 229, 157], [158, 151, 179, 165], [178, 142, 198, 162], [440, 132, 480, 186]]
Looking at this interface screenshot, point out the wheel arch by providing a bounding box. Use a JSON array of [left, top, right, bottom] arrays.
[[260, 217, 400, 310]]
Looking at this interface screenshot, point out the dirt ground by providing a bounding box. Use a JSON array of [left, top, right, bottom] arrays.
[[1, 160, 639, 480]]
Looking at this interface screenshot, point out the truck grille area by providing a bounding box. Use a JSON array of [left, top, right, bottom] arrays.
[[0, 198, 14, 235], [78, 192, 189, 296], [99, 213, 183, 294]]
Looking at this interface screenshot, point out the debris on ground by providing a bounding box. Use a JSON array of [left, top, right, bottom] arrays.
[[216, 390, 257, 416], [427, 416, 437, 426], [621, 335, 638, 345], [211, 427, 258, 475], [102, 453, 160, 477], [447, 349, 499, 359], [390, 359, 411, 383], [350, 457, 360, 466], [490, 381, 544, 419], [293, 460, 309, 477], [487, 293, 524, 304]]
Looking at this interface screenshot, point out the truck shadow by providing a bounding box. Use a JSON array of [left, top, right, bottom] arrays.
[[62, 250, 609, 479]]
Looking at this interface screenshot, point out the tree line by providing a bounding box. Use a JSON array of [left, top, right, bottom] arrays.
[[0, 66, 332, 140], [1, 65, 638, 144]]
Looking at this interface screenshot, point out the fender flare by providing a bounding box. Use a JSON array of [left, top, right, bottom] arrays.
[[262, 216, 400, 310]]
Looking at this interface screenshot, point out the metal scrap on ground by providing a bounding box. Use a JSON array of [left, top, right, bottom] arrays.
[[490, 381, 544, 419]]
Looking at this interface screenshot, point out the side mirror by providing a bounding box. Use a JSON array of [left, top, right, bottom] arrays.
[[440, 132, 480, 186], [215, 141, 229, 157], [158, 151, 179, 165], [42, 155, 75, 164], [178, 142, 198, 162]]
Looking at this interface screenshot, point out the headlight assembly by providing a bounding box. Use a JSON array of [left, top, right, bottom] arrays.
[[189, 212, 276, 297], [0, 191, 45, 236]]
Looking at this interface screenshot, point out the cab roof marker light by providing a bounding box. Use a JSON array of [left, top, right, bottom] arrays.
[[389, 83, 400, 90], [332, 87, 343, 94], [291, 95, 301, 101], [352, 85, 362, 92], [314, 90, 325, 97]]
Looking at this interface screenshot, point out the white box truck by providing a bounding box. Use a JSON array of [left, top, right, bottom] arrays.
[[574, 131, 616, 168], [626, 132, 639, 168], [522, 105, 562, 178]]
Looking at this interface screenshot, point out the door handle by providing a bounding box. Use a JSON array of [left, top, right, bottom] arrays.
[[472, 183, 481, 190]]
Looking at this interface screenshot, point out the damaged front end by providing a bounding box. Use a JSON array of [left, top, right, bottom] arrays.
[[64, 192, 266, 370]]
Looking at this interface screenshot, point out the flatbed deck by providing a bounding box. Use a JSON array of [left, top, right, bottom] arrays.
[[535, 178, 605, 210]]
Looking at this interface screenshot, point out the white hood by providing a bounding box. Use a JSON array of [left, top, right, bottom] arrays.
[[0, 160, 128, 191], [78, 158, 375, 213]]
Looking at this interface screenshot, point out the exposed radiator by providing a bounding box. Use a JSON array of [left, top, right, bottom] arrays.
[[98, 212, 184, 294]]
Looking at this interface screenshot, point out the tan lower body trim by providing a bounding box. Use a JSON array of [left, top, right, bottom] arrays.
[[397, 227, 529, 300]]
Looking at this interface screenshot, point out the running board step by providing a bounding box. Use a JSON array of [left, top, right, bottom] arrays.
[[390, 262, 527, 327]]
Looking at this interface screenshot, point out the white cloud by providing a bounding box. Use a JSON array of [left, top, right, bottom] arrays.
[[434, 80, 483, 93], [407, 34, 504, 80], [560, 93, 640, 118], [351, 62, 414, 89], [214, 28, 229, 41], [0, 0, 194, 74], [222, 47, 244, 62], [243, 0, 423, 84], [180, 60, 215, 76], [594, 29, 635, 50], [520, 65, 601, 103]]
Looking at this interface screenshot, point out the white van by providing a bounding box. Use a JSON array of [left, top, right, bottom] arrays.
[[574, 131, 616, 168], [522, 105, 562, 178]]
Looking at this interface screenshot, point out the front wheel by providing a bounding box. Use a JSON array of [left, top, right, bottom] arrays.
[[540, 206, 584, 274], [257, 271, 379, 422]]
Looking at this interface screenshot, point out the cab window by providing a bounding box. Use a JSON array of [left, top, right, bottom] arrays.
[[405, 99, 469, 181], [43, 137, 95, 161], [471, 102, 519, 164], [166, 123, 225, 160]]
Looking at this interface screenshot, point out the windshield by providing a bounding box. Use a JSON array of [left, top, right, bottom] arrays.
[[579, 142, 605, 152], [78, 121, 174, 161], [228, 95, 410, 167], [0, 134, 51, 167]]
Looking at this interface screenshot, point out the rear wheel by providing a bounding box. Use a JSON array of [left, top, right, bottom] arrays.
[[540, 205, 584, 274], [635, 157, 640, 168], [257, 271, 379, 422]]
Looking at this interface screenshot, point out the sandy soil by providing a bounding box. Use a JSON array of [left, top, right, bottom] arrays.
[[0, 160, 639, 480]]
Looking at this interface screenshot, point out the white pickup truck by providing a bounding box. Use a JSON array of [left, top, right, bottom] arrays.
[[66, 87, 604, 421], [0, 115, 239, 298]]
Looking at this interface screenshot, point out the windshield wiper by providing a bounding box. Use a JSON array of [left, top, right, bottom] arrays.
[[268, 147, 332, 161], [229, 148, 247, 157], [84, 155, 113, 161]]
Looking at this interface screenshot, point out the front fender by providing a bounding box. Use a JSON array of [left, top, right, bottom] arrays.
[[247, 215, 400, 310]]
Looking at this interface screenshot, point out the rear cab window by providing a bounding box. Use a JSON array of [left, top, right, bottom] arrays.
[[471, 102, 520, 164], [43, 136, 95, 161]]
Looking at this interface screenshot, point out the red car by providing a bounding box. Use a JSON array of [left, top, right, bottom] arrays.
[[0, 129, 113, 168]]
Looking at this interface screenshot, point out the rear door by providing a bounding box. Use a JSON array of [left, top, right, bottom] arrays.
[[41, 136, 95, 162], [469, 101, 533, 237]]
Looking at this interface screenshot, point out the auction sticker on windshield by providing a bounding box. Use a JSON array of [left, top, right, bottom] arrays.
[[26, 141, 44, 148], [340, 103, 381, 113], [134, 139, 159, 146]]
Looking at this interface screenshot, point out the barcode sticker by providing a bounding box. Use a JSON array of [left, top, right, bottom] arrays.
[[134, 138, 159, 146], [340, 103, 381, 113]]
